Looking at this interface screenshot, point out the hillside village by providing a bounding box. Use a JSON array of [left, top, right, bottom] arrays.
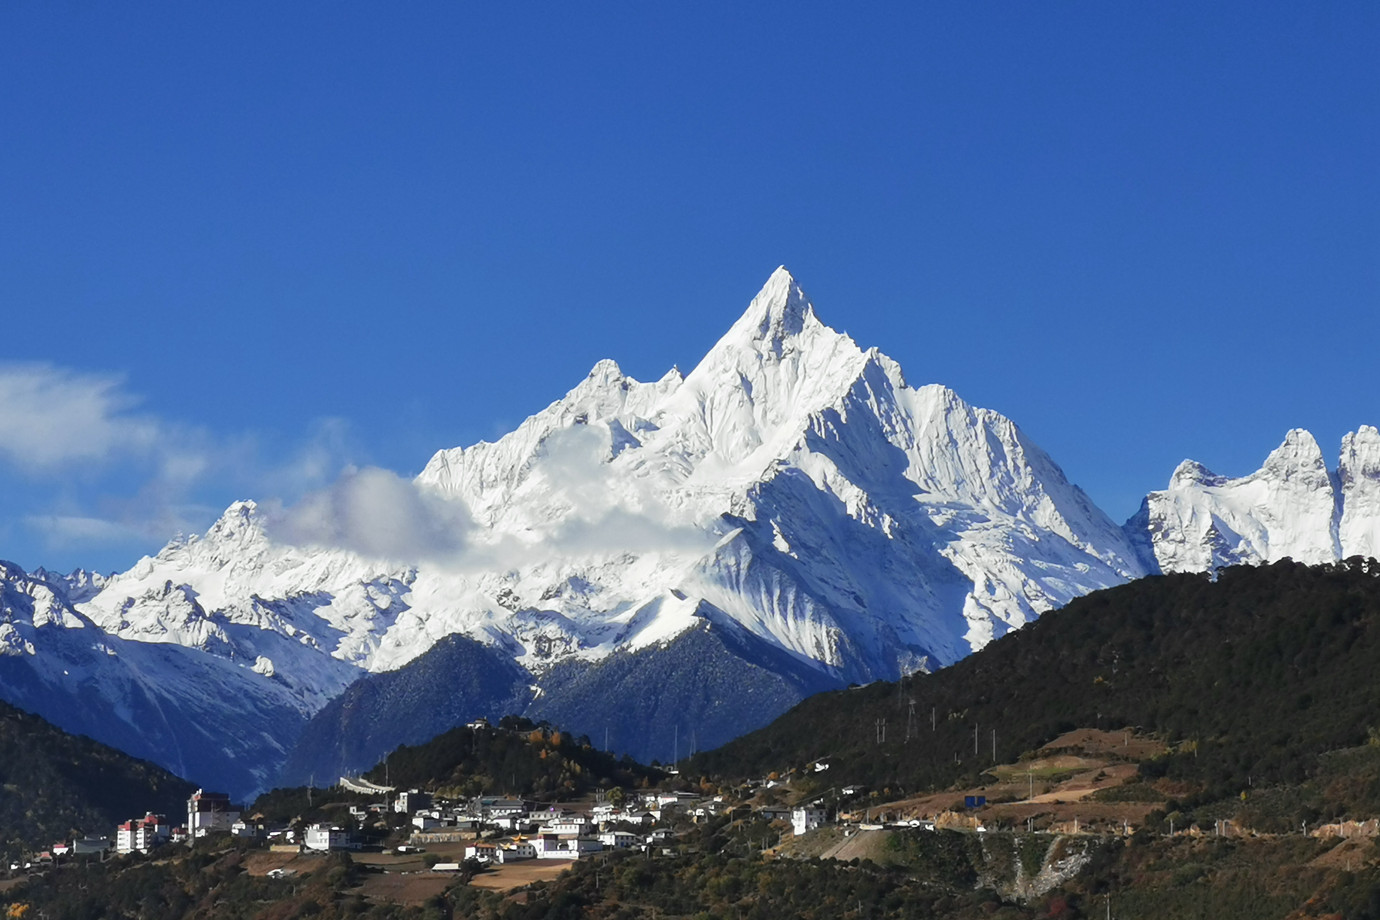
[[15, 713, 1380, 888], [7, 715, 844, 878], [10, 712, 1380, 919], [0, 711, 874, 882]]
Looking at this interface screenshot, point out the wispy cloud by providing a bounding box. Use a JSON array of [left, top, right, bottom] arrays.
[[0, 364, 163, 470], [23, 514, 150, 546], [0, 362, 362, 567]]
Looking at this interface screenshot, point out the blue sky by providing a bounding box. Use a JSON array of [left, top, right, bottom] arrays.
[[2, 2, 1377, 573]]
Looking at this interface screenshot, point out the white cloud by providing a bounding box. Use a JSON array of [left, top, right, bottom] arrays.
[[443, 422, 716, 571], [23, 514, 148, 546], [0, 363, 367, 567], [0, 363, 163, 470], [270, 466, 476, 563], [264, 420, 717, 574]]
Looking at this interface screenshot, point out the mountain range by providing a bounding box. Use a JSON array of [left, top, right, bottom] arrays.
[[2, 268, 1377, 798]]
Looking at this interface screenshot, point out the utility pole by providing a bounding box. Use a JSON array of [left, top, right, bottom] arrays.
[[991, 728, 996, 762], [973, 723, 979, 757]]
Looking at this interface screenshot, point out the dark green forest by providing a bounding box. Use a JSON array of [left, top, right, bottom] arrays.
[[690, 559, 1380, 815], [359, 716, 664, 800], [0, 699, 194, 859]]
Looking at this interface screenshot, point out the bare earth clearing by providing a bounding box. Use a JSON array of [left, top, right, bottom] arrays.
[[873, 729, 1168, 834], [468, 861, 571, 892]]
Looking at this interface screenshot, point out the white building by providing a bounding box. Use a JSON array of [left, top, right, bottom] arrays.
[[187, 789, 239, 839], [792, 807, 827, 836], [499, 841, 537, 862], [464, 842, 497, 862], [116, 814, 169, 854], [598, 831, 639, 849], [534, 834, 602, 859], [304, 824, 350, 851], [489, 814, 528, 832], [412, 814, 447, 831], [394, 790, 433, 814], [544, 817, 589, 835]]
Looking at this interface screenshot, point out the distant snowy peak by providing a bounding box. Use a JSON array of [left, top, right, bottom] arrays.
[[1132, 427, 1380, 573], [29, 566, 110, 605], [1340, 426, 1380, 560]]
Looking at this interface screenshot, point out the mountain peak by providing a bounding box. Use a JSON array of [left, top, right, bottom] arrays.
[[1260, 428, 1326, 479], [1170, 459, 1224, 488], [1341, 426, 1380, 484], [727, 266, 817, 357]]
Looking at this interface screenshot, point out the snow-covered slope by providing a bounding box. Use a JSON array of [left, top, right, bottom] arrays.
[[1127, 425, 1380, 573], [0, 561, 316, 797]]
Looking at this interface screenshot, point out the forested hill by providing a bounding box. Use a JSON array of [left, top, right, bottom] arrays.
[[688, 559, 1380, 804], [0, 700, 195, 858], [360, 716, 665, 800]]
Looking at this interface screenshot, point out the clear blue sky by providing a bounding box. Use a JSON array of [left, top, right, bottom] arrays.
[[2, 2, 1377, 573]]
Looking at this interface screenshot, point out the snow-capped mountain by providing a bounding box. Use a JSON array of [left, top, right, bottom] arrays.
[[2, 268, 1373, 795], [77, 267, 1145, 682], [1127, 425, 1380, 573], [0, 561, 316, 796]]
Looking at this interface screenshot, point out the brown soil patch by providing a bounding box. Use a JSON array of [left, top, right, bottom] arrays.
[[242, 851, 320, 877], [1040, 728, 1166, 760], [1027, 763, 1140, 803], [469, 861, 571, 892], [358, 872, 455, 905], [818, 828, 891, 862], [869, 727, 1167, 833]]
